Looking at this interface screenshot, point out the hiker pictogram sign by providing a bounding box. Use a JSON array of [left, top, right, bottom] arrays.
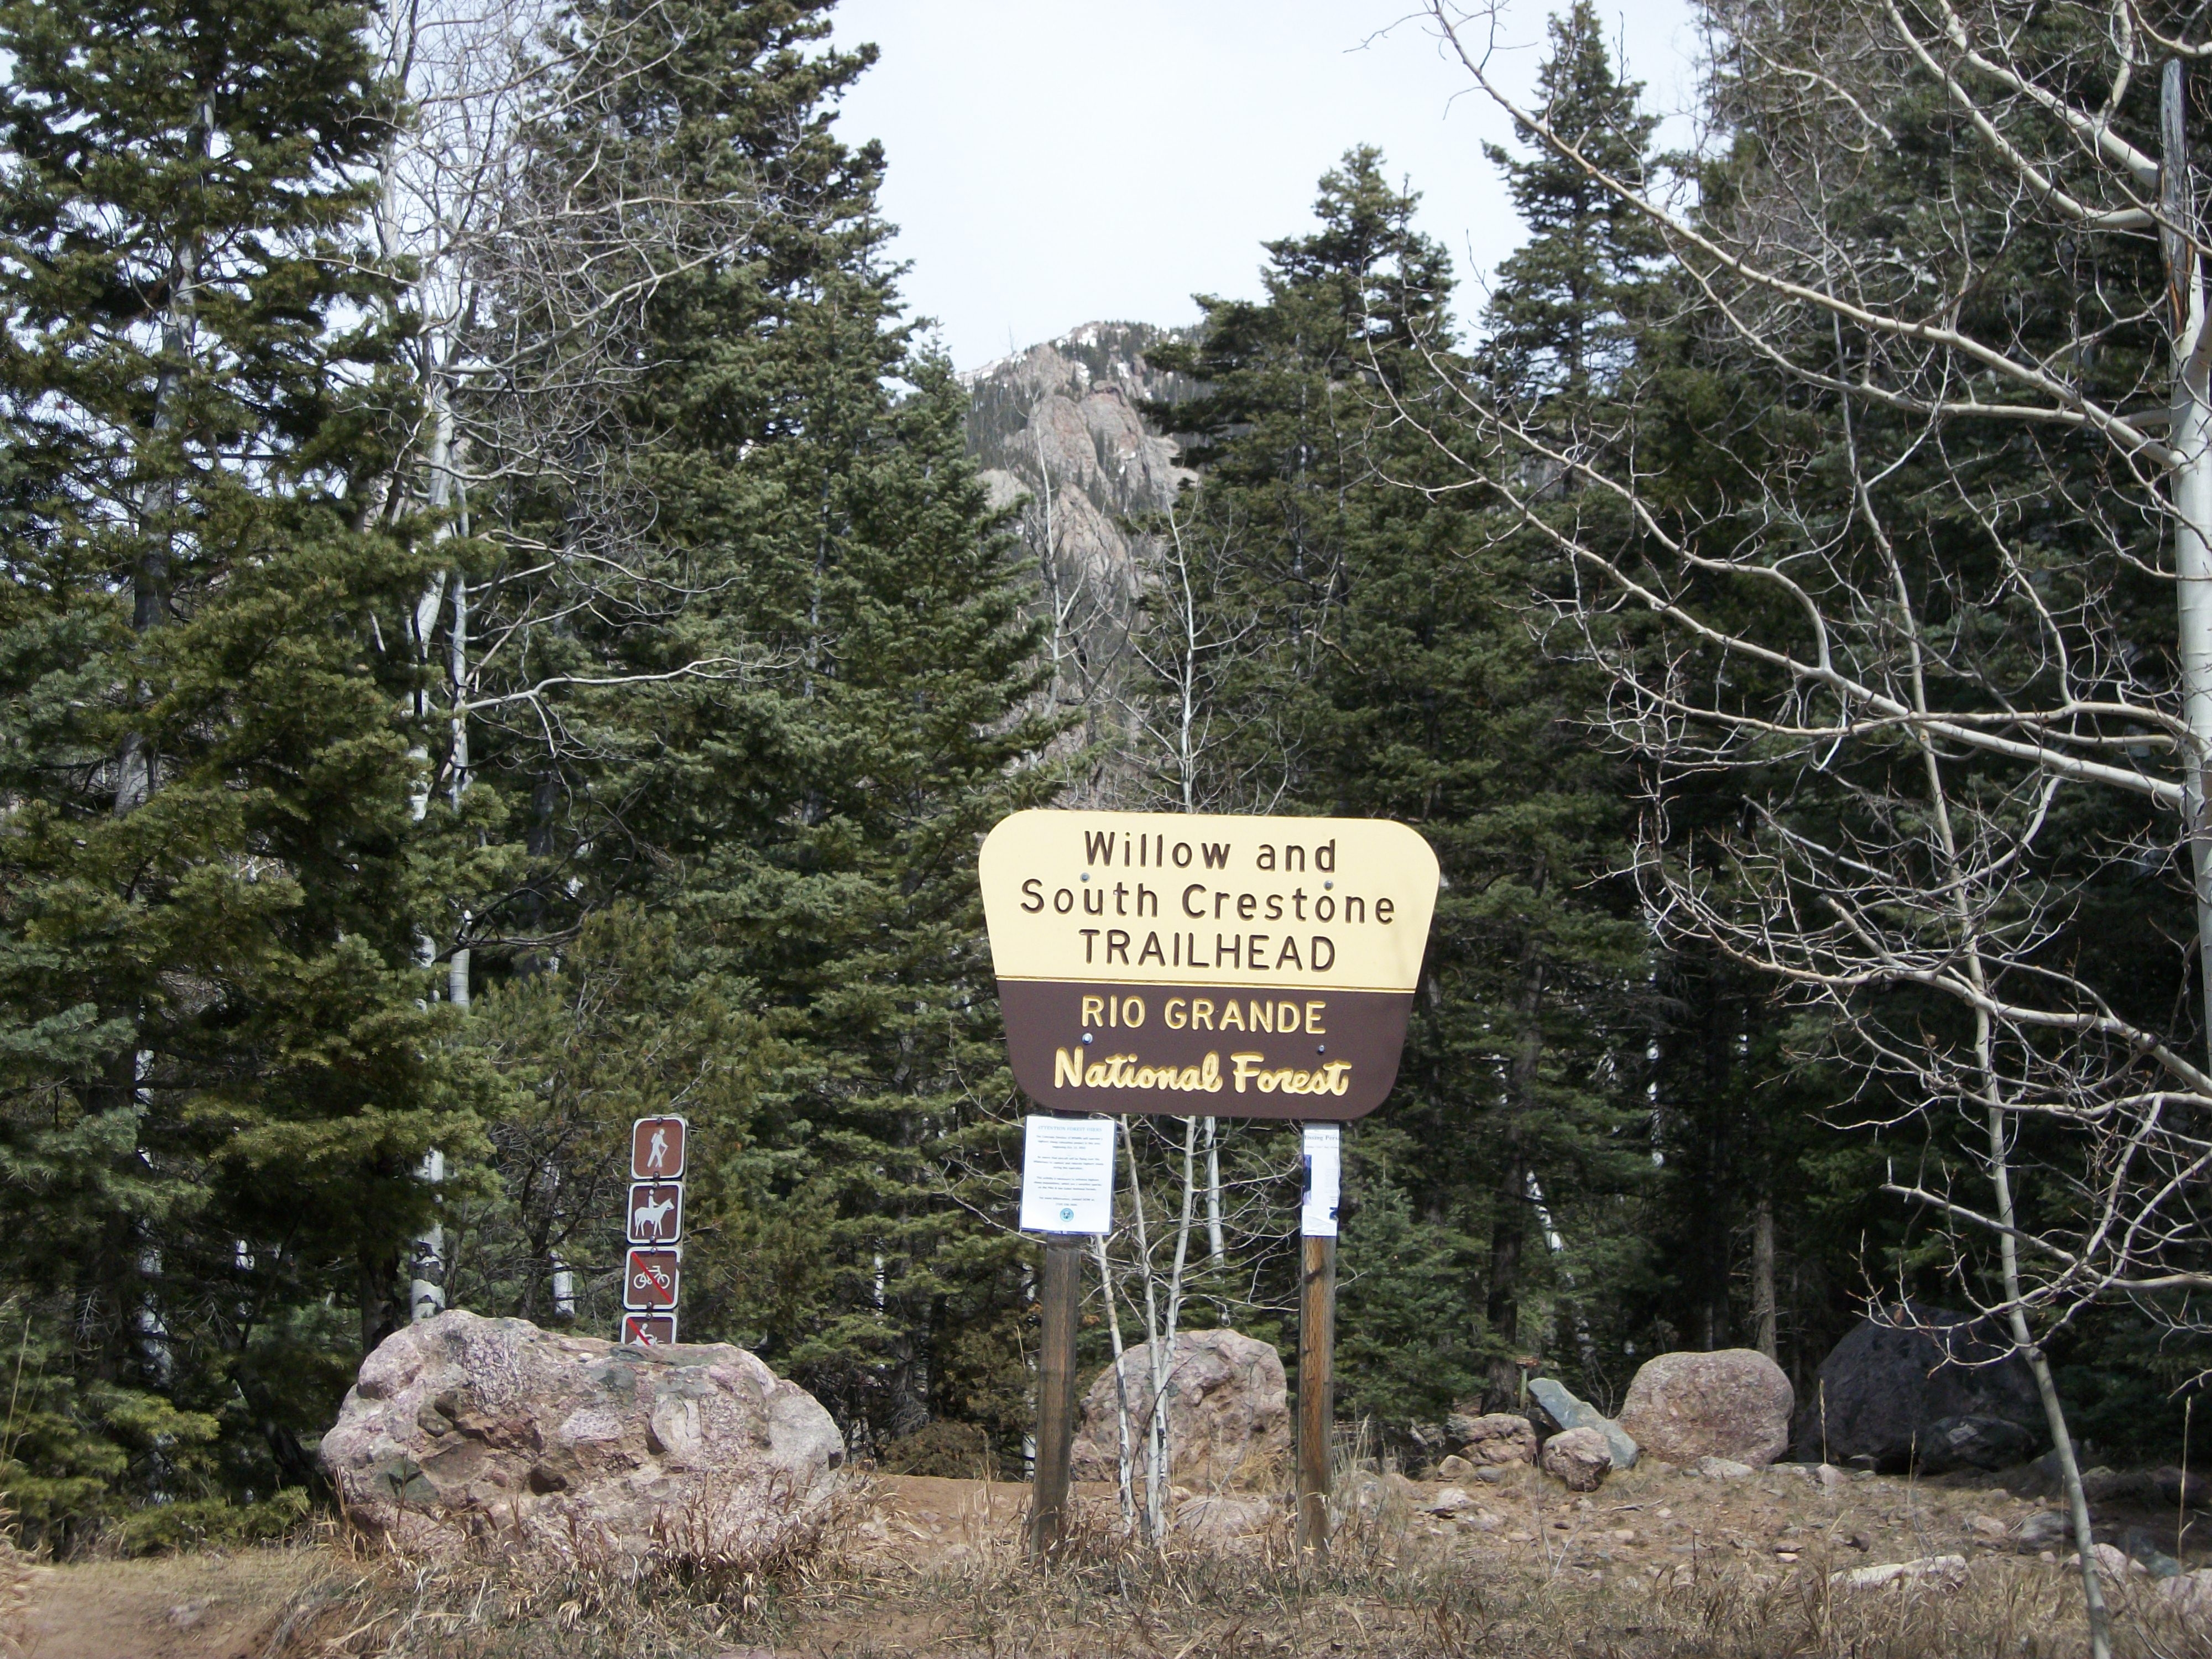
[[627, 1182, 684, 1244], [623, 1246, 681, 1311], [621, 1312, 677, 1347], [632, 1116, 686, 1181]]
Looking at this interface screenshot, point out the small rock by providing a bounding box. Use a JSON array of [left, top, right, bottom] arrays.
[[1541, 1426, 1613, 1493], [1528, 1379, 1639, 1469], [1462, 1510, 1503, 1532], [1473, 1464, 1511, 1485], [1422, 1485, 1477, 1516], [1965, 1514, 2009, 1541], [1435, 1453, 1476, 1480], [2061, 1543, 2140, 1579], [2015, 1511, 2072, 1553], [1173, 1494, 1280, 1544], [2164, 1567, 2212, 1622], [1693, 1455, 1756, 1481], [1832, 1554, 1968, 1590], [167, 1601, 209, 1631]]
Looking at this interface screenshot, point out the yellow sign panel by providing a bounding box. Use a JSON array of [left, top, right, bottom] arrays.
[[978, 810, 1438, 992], [979, 811, 1441, 1120]]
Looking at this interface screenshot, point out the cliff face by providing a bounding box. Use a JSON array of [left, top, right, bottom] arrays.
[[961, 323, 1197, 731]]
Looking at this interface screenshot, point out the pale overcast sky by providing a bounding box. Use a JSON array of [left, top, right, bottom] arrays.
[[827, 2, 1702, 372]]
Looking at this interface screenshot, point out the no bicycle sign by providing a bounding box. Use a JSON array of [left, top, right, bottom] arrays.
[[979, 810, 1438, 1120]]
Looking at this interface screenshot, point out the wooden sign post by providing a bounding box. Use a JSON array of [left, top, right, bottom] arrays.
[[1030, 1232, 1084, 1556], [978, 811, 1436, 1561], [1297, 1120, 1342, 1551], [1298, 1232, 1337, 1551], [1013, 1114, 1115, 1557]]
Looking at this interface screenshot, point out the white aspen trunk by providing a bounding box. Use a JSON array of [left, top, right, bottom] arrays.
[[445, 566, 471, 1008], [1093, 1232, 1136, 1527], [2168, 60, 2212, 1067], [2173, 298, 2212, 1056], [550, 1255, 575, 1319], [408, 394, 458, 1319], [408, 1147, 447, 1321], [1203, 1117, 1224, 1266], [1121, 1117, 1171, 1541]]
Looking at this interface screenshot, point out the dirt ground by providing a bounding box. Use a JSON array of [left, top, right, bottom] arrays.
[[9, 1465, 2204, 1657], [17, 1547, 327, 1659]]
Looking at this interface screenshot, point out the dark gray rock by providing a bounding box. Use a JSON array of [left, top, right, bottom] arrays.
[[1791, 1303, 2045, 1472], [2123, 1526, 2184, 1579], [1917, 1413, 2038, 1474]]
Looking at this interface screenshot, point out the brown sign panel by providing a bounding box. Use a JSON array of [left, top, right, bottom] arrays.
[[621, 1312, 677, 1347], [623, 1246, 680, 1311], [980, 811, 1438, 1121], [627, 1182, 684, 1244], [630, 1116, 686, 1181]]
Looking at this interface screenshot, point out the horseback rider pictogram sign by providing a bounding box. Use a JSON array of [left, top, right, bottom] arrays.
[[627, 1182, 684, 1244]]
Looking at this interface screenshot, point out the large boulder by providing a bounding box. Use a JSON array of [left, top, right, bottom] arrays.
[[1791, 1302, 2044, 1472], [321, 1310, 844, 1561], [1071, 1328, 1288, 1486], [1619, 1349, 1793, 1468]]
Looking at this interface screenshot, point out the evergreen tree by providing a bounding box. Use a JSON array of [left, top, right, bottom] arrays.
[[445, 0, 1062, 1457], [0, 0, 480, 1537], [1149, 140, 1651, 1420]]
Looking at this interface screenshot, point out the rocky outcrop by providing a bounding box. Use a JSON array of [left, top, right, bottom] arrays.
[[1541, 1426, 1613, 1492], [962, 324, 1197, 753], [320, 1310, 844, 1562], [1527, 1378, 1639, 1470], [1070, 1328, 1288, 1487], [1792, 1302, 2044, 1473], [1619, 1350, 1794, 1468]]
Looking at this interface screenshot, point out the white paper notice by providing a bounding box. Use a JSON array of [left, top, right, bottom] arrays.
[[1301, 1124, 1341, 1237], [1020, 1115, 1117, 1234]]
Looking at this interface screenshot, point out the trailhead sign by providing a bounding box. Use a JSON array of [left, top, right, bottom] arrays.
[[979, 810, 1439, 1120]]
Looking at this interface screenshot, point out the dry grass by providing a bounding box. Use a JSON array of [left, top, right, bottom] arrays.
[[258, 1481, 2212, 1659], [0, 1505, 27, 1659]]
